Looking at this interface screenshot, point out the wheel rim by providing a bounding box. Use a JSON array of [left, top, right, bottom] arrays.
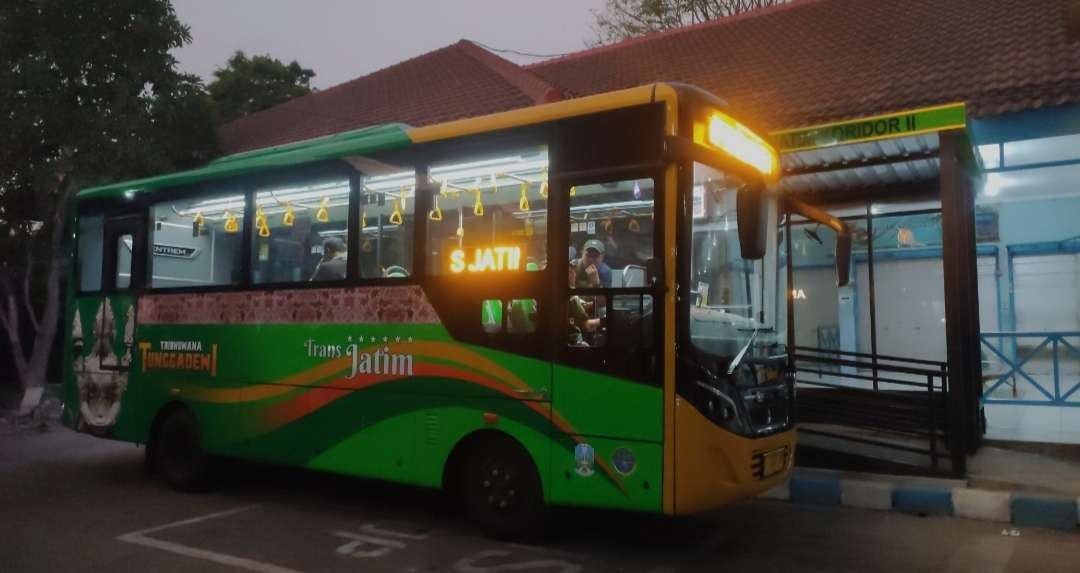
[[479, 459, 522, 513]]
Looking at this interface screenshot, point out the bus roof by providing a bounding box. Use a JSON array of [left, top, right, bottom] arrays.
[[77, 84, 678, 203]]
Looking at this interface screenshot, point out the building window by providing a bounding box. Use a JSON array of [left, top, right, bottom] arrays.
[[252, 177, 350, 284], [427, 146, 549, 276], [149, 191, 245, 288]]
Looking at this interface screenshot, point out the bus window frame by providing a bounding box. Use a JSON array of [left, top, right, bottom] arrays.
[[411, 127, 556, 358], [249, 168, 356, 287], [101, 213, 147, 295], [554, 165, 666, 385], [129, 157, 425, 295], [73, 208, 107, 297]]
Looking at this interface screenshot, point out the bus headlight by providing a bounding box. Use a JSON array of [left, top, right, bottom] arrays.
[[706, 113, 778, 178]]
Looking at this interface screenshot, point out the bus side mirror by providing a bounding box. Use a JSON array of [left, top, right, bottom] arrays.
[[835, 232, 852, 287], [736, 184, 767, 259]]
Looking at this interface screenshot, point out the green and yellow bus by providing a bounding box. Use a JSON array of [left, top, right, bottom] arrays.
[[63, 83, 845, 537]]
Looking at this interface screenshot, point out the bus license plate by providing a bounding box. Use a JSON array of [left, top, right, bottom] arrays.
[[762, 447, 787, 478]]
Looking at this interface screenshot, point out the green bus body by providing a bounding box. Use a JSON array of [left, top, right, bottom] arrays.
[[63, 84, 798, 518]]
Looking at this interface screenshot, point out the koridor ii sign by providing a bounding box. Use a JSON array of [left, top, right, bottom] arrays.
[[771, 103, 966, 153]]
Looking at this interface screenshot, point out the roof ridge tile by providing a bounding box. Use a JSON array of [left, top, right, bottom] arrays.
[[526, 0, 824, 69], [455, 40, 563, 103]]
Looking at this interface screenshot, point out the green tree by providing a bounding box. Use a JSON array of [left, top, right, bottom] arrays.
[[591, 0, 786, 45], [209, 51, 316, 123], [0, 0, 218, 413]]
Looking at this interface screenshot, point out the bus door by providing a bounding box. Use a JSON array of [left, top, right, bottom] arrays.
[[550, 172, 665, 510], [72, 211, 145, 438]]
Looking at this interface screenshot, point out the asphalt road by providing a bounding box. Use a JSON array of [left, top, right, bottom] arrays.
[[1, 428, 1076, 573]]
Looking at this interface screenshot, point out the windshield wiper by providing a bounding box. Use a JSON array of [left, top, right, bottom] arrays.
[[727, 328, 758, 375]]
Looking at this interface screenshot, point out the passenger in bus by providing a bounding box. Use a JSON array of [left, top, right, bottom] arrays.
[[568, 266, 601, 346], [571, 239, 612, 288], [310, 237, 347, 281]]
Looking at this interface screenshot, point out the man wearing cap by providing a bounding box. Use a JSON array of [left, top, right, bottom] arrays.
[[573, 239, 612, 288]]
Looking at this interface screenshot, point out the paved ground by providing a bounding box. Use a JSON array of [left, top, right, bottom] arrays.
[[1, 428, 1076, 573]]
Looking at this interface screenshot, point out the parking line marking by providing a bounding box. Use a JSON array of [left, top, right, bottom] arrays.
[[118, 504, 260, 537], [117, 505, 305, 573]]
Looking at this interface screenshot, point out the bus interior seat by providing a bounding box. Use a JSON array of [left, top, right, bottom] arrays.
[[621, 265, 646, 287], [610, 268, 623, 287]]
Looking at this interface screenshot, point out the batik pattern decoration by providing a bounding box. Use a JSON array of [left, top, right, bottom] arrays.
[[137, 285, 440, 325]]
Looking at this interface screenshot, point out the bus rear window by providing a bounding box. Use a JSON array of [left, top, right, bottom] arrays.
[[77, 214, 104, 292], [149, 192, 245, 289], [426, 146, 548, 275]]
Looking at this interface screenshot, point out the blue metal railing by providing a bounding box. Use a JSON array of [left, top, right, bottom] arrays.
[[980, 331, 1080, 407]]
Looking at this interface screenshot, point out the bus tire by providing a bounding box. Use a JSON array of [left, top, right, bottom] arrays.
[[461, 434, 549, 540], [153, 407, 211, 492]]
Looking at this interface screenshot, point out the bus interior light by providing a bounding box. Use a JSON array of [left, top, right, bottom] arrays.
[[707, 113, 778, 177]]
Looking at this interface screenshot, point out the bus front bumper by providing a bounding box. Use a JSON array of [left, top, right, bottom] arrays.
[[673, 398, 796, 514]]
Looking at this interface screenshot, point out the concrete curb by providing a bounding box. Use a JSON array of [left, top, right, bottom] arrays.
[[759, 469, 1078, 533]]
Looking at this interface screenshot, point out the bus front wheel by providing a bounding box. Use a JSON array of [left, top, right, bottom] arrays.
[[461, 435, 549, 540], [152, 407, 211, 492]]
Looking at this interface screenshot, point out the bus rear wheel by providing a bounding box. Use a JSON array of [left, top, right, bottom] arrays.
[[152, 408, 211, 492], [462, 435, 548, 540]]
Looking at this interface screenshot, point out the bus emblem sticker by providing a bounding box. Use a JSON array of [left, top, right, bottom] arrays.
[[612, 447, 636, 476], [574, 443, 595, 477]]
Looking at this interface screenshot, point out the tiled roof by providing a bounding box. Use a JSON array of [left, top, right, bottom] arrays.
[[528, 0, 1080, 132], [220, 40, 561, 154], [221, 0, 1080, 154]]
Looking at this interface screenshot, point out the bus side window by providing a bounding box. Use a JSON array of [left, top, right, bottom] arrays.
[[357, 169, 415, 279], [481, 299, 539, 335], [150, 191, 246, 289], [252, 177, 350, 285], [568, 178, 655, 289], [567, 295, 606, 347], [426, 146, 549, 276], [115, 234, 133, 290], [77, 214, 104, 292]]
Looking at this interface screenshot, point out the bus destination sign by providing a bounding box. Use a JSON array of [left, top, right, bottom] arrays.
[[771, 103, 966, 153]]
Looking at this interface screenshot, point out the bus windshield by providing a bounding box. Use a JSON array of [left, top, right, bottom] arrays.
[[689, 162, 784, 361]]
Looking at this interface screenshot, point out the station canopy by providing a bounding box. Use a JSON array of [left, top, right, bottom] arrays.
[[770, 103, 972, 197]]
